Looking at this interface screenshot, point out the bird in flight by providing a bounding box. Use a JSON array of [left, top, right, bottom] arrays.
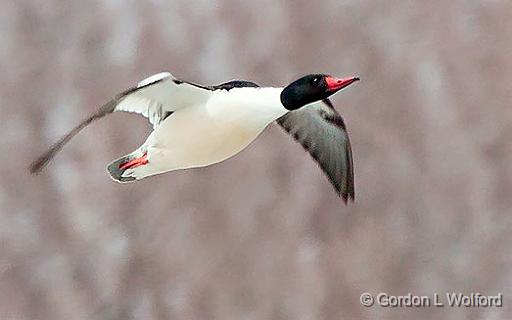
[[30, 72, 360, 203]]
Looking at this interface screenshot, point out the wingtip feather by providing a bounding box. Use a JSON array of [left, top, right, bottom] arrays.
[[29, 157, 46, 175], [341, 190, 355, 204]]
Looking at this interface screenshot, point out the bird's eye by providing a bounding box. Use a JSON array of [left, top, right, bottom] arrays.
[[311, 77, 320, 86]]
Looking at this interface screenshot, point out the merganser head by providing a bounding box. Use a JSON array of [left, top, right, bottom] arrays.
[[280, 74, 359, 110]]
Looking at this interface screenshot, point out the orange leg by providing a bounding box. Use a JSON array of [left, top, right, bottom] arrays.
[[119, 152, 149, 170]]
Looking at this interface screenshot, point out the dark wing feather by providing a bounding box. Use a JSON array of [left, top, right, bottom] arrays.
[[209, 80, 260, 91], [276, 99, 355, 203]]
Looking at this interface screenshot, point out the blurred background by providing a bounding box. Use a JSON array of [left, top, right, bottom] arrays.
[[1, 1, 511, 319]]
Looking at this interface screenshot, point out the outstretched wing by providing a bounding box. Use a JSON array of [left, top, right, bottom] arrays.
[[113, 72, 212, 128], [29, 72, 212, 174], [276, 99, 355, 203]]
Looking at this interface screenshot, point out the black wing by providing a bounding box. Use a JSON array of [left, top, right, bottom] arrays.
[[276, 99, 355, 203], [209, 80, 260, 91]]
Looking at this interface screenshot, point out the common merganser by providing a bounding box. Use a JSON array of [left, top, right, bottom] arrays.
[[30, 72, 359, 202]]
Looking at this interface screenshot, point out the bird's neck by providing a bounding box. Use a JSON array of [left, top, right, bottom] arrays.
[[225, 87, 288, 122]]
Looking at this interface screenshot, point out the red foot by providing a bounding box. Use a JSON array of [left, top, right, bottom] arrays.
[[119, 152, 149, 170]]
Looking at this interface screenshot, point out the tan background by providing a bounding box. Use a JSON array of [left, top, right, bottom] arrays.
[[1, 1, 511, 319]]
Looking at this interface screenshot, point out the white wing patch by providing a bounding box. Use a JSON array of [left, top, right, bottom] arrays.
[[113, 72, 212, 128], [115, 96, 169, 129]]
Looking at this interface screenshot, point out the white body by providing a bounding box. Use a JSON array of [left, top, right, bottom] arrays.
[[123, 87, 287, 179]]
